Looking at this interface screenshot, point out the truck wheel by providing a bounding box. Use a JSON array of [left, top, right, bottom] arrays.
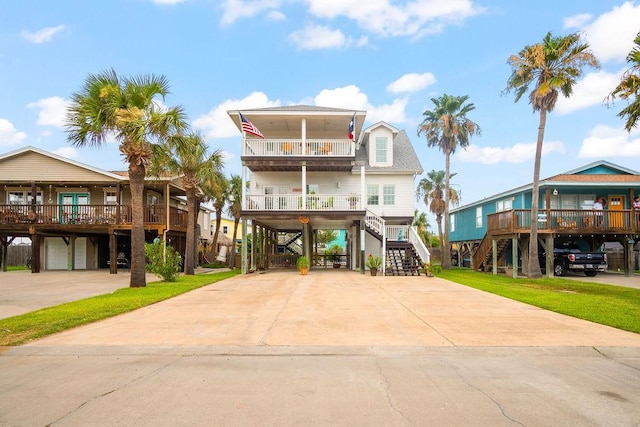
[[553, 263, 566, 276], [585, 271, 598, 277]]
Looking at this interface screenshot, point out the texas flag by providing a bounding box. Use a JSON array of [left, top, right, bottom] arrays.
[[348, 113, 355, 140]]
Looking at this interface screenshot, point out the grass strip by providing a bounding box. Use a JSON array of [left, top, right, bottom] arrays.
[[438, 269, 640, 334], [0, 270, 239, 346]]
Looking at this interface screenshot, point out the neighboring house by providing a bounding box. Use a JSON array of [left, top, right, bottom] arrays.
[[449, 161, 640, 276], [227, 105, 428, 275], [0, 146, 208, 273]]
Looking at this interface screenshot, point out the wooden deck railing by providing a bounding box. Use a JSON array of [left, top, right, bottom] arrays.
[[488, 209, 640, 234], [245, 139, 354, 157], [0, 204, 188, 228]]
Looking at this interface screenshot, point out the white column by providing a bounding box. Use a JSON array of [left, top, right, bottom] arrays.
[[301, 118, 306, 155], [241, 162, 247, 210], [302, 162, 307, 210], [360, 165, 365, 210]]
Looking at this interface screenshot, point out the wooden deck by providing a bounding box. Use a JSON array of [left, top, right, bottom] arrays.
[[488, 209, 640, 235]]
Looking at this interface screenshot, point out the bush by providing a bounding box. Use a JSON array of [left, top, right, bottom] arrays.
[[145, 242, 182, 282]]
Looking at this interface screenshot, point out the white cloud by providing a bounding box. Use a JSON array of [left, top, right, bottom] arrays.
[[220, 0, 282, 26], [52, 146, 78, 159], [0, 119, 27, 146], [565, 1, 640, 63], [387, 72, 437, 94], [314, 85, 408, 123], [150, 0, 186, 4], [290, 24, 349, 50], [27, 96, 69, 128], [305, 0, 483, 38], [457, 141, 566, 164], [20, 25, 66, 44], [563, 13, 591, 29], [555, 70, 621, 115], [267, 10, 286, 21], [578, 124, 640, 158], [193, 92, 281, 139]]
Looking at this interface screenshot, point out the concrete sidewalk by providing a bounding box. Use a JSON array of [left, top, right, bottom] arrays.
[[1, 269, 640, 426]]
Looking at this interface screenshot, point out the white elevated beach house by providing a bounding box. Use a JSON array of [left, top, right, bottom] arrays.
[[227, 105, 429, 275]]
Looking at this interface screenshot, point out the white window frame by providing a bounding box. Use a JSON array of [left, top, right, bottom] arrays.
[[367, 184, 379, 206], [450, 213, 455, 233], [475, 206, 482, 228], [383, 184, 395, 205], [375, 137, 387, 163]]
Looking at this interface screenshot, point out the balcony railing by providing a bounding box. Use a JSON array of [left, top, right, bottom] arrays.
[[0, 204, 188, 228], [245, 194, 362, 211], [488, 209, 640, 234], [245, 139, 354, 157]]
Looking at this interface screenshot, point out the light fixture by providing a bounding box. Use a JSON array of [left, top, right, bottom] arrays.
[[48, 185, 53, 204], [337, 181, 341, 188], [553, 189, 558, 196]]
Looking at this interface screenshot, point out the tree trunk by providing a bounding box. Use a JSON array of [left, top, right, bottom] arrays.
[[229, 217, 240, 268], [128, 163, 147, 287], [527, 109, 546, 278], [212, 207, 223, 258], [435, 215, 443, 253], [442, 151, 452, 269], [184, 186, 196, 275]]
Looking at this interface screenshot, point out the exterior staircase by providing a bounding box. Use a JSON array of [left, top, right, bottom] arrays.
[[385, 241, 422, 276], [471, 233, 509, 272]]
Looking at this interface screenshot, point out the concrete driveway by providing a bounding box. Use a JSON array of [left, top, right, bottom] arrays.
[[1, 269, 640, 426]]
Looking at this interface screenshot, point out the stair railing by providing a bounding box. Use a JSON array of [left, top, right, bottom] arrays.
[[407, 226, 430, 265], [365, 210, 386, 275]]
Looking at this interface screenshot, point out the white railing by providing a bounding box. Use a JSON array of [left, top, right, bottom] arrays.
[[245, 139, 354, 157], [408, 226, 430, 264], [386, 225, 409, 242], [365, 210, 385, 236], [245, 194, 362, 211]]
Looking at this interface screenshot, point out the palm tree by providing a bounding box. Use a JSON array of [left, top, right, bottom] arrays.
[[66, 69, 186, 287], [151, 132, 224, 275], [505, 32, 599, 278], [203, 174, 230, 259], [412, 209, 432, 247], [609, 31, 640, 131], [227, 174, 242, 268], [417, 94, 479, 270], [415, 170, 460, 258]]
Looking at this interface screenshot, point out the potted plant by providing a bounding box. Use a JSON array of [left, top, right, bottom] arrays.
[[326, 243, 342, 268], [365, 254, 382, 276], [297, 255, 309, 275]]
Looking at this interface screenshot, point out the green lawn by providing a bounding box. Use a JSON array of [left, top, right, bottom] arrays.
[[438, 269, 640, 334], [0, 270, 239, 346]]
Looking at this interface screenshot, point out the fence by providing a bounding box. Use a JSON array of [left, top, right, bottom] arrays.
[[2, 244, 31, 267]]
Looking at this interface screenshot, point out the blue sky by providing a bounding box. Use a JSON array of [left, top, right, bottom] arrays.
[[1, 0, 640, 218]]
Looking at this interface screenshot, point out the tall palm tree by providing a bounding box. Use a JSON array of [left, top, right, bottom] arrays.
[[505, 32, 599, 278], [151, 132, 224, 275], [609, 31, 640, 131], [415, 170, 460, 257], [417, 94, 479, 269], [227, 174, 242, 268], [66, 69, 186, 287]]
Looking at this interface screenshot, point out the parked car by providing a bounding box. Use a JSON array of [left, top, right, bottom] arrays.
[[539, 242, 607, 277]]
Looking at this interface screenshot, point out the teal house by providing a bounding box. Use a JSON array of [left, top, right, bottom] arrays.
[[448, 161, 640, 277]]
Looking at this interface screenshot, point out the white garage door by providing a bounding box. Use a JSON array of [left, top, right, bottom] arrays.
[[44, 237, 87, 270]]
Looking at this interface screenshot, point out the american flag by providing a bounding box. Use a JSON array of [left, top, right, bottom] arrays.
[[348, 113, 355, 140], [239, 112, 264, 139]]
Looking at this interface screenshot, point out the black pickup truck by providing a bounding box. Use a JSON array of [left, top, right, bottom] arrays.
[[539, 243, 608, 277]]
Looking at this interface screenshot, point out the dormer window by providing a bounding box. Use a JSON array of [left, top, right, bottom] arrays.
[[375, 137, 388, 163]]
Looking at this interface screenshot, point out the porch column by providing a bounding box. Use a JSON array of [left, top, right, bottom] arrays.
[[511, 236, 518, 278], [251, 221, 257, 271], [241, 219, 248, 274], [360, 216, 366, 274], [241, 162, 247, 210], [626, 238, 635, 277], [301, 118, 306, 155], [360, 164, 365, 210], [492, 239, 497, 275], [31, 230, 41, 273], [109, 232, 117, 274], [302, 162, 307, 210], [545, 235, 554, 278], [68, 235, 76, 271]]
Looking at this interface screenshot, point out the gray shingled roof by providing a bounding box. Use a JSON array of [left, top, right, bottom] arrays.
[[354, 129, 423, 174]]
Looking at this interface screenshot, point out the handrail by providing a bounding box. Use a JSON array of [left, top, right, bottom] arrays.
[[487, 208, 640, 234], [408, 226, 430, 264]]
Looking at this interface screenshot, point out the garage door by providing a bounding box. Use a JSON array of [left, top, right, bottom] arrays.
[[44, 237, 87, 270]]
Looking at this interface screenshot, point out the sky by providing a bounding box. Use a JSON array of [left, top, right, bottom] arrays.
[[1, 0, 640, 220]]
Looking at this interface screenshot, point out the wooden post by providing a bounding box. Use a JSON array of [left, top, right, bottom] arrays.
[[109, 232, 117, 274]]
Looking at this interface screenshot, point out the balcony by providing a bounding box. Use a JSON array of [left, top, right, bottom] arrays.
[[245, 194, 362, 211], [487, 209, 640, 234], [0, 204, 188, 229], [244, 139, 354, 157]]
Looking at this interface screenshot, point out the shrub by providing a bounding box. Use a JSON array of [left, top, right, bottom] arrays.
[[145, 242, 182, 282]]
